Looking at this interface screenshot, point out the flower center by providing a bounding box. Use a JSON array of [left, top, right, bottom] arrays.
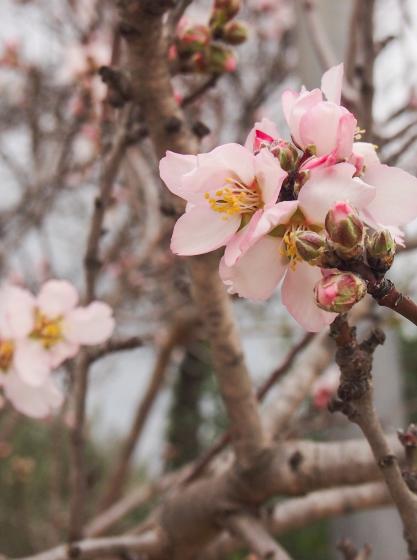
[[0, 340, 14, 372], [31, 310, 63, 349], [280, 225, 304, 270], [205, 178, 261, 216]]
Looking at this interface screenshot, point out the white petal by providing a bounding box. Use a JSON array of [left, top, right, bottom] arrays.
[[159, 151, 197, 198], [37, 280, 79, 318], [13, 340, 51, 386], [220, 236, 287, 300], [4, 371, 63, 419], [63, 302, 115, 346], [281, 263, 336, 332], [0, 285, 35, 339], [171, 205, 240, 256], [321, 63, 344, 105], [298, 162, 376, 224], [48, 340, 79, 368], [363, 163, 417, 227]]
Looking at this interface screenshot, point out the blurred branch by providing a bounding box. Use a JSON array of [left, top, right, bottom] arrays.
[[68, 105, 132, 542], [87, 336, 148, 363], [298, 0, 337, 70], [99, 313, 196, 509], [225, 514, 293, 560]]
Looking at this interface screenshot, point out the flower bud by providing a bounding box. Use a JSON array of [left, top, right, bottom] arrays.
[[221, 21, 248, 45], [210, 0, 241, 32], [314, 272, 367, 313], [177, 24, 211, 55], [325, 201, 364, 258], [294, 231, 326, 266], [207, 44, 236, 74], [365, 228, 396, 272], [270, 140, 299, 171]]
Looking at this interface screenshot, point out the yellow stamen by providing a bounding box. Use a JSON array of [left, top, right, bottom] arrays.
[[0, 340, 14, 372], [205, 178, 262, 216], [354, 127, 366, 140], [280, 226, 304, 270], [31, 310, 63, 349]]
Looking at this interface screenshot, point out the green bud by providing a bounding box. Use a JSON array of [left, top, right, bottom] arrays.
[[177, 25, 211, 55], [294, 231, 327, 266], [365, 228, 396, 272], [325, 201, 364, 259], [314, 272, 367, 314], [210, 0, 241, 32], [220, 20, 248, 45], [270, 140, 299, 172], [206, 44, 236, 74]]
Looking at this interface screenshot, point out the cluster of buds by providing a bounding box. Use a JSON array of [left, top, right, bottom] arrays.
[[171, 0, 247, 75], [289, 202, 397, 316]]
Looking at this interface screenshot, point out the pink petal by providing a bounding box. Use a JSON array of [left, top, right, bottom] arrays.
[[299, 103, 355, 158], [244, 118, 280, 151], [220, 236, 287, 300], [224, 201, 298, 267], [281, 263, 336, 332], [0, 285, 35, 339], [321, 63, 344, 105], [335, 111, 357, 159], [286, 89, 323, 147], [171, 205, 240, 256], [159, 151, 197, 198], [13, 340, 51, 386], [63, 302, 115, 345], [255, 148, 287, 205], [184, 144, 255, 194], [352, 142, 380, 168], [363, 164, 417, 227], [4, 371, 63, 419], [48, 340, 80, 368], [37, 280, 79, 318], [298, 162, 376, 224], [281, 89, 299, 123]]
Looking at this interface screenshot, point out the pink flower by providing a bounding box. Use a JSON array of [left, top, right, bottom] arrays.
[[0, 285, 62, 419], [282, 64, 357, 159], [159, 143, 287, 256], [0, 280, 115, 387], [219, 163, 375, 331]]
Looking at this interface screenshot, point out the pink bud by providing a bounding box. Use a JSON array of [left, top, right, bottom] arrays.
[[325, 201, 364, 258], [314, 272, 367, 313]]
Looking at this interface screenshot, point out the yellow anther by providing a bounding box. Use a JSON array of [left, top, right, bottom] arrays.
[[31, 310, 63, 349], [0, 340, 14, 372], [354, 127, 366, 140], [280, 226, 303, 270], [205, 178, 261, 216]]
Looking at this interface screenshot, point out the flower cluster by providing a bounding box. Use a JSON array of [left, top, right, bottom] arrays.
[[169, 0, 247, 75], [0, 280, 114, 418], [160, 64, 417, 331]]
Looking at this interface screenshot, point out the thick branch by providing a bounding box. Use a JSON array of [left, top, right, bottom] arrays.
[[331, 316, 417, 557], [117, 1, 265, 469]]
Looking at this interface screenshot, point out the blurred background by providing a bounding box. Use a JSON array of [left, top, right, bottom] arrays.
[[1, 0, 417, 558]]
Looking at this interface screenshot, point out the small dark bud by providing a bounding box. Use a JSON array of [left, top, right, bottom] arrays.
[[365, 228, 396, 272]]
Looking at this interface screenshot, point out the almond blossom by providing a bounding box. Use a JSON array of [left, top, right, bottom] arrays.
[[281, 63, 357, 160], [0, 285, 62, 418], [0, 280, 115, 417], [220, 163, 375, 331], [159, 143, 287, 256], [160, 63, 417, 332]]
